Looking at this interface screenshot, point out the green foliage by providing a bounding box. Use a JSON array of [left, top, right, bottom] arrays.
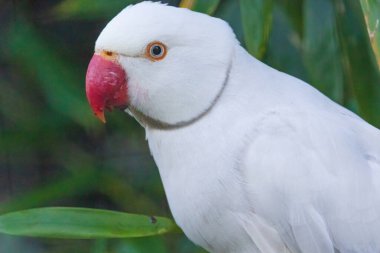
[[0, 170, 99, 215], [360, 0, 380, 68], [5, 19, 95, 128], [303, 0, 344, 103], [239, 0, 273, 59], [335, 0, 380, 126], [0, 0, 379, 252], [0, 207, 180, 238], [53, 0, 140, 20], [180, 0, 220, 15]]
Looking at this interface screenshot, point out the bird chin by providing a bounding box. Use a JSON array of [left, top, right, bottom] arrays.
[[124, 106, 146, 128]]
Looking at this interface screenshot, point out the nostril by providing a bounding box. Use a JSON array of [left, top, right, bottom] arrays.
[[99, 50, 117, 60]]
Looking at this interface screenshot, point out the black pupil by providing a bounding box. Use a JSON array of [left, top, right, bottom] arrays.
[[152, 45, 162, 56]]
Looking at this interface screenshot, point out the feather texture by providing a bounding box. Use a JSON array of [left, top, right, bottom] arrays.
[[146, 45, 380, 252], [93, 2, 380, 252]]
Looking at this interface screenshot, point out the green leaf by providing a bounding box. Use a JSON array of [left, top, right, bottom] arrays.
[[360, 0, 380, 68], [179, 0, 221, 15], [0, 207, 181, 239], [52, 0, 138, 20], [334, 0, 380, 127], [303, 0, 344, 103], [239, 0, 273, 59]]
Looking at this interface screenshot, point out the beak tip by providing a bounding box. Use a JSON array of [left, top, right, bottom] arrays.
[[95, 111, 106, 124]]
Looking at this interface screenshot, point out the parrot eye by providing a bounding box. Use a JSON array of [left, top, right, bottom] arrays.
[[146, 41, 167, 61]]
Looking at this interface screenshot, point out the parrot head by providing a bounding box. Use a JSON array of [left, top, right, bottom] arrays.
[[86, 2, 236, 127]]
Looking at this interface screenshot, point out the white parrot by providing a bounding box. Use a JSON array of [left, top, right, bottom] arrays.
[[85, 2, 380, 253]]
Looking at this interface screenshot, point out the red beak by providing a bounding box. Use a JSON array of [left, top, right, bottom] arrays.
[[85, 53, 128, 123]]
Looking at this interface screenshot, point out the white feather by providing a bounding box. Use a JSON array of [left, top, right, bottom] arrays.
[[95, 2, 380, 252]]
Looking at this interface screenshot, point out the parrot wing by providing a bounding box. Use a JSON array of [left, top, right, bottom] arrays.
[[240, 106, 380, 253]]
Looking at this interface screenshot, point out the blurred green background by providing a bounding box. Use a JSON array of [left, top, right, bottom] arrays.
[[0, 0, 379, 252]]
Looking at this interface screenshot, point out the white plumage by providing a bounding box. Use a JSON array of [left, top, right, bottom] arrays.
[[93, 2, 380, 252]]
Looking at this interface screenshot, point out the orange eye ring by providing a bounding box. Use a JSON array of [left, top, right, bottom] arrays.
[[145, 41, 167, 61]]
